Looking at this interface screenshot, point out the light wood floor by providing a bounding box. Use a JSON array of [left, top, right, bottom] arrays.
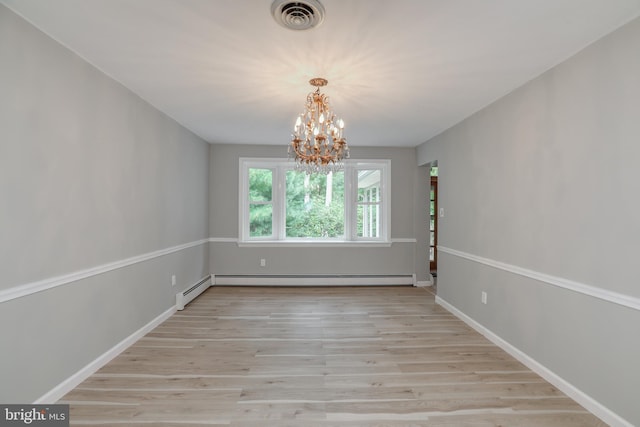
[[61, 286, 606, 426]]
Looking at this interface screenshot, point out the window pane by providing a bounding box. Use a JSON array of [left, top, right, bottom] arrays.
[[357, 169, 381, 238], [357, 204, 379, 238], [249, 204, 272, 237], [249, 168, 272, 202], [358, 170, 381, 202], [430, 246, 435, 261], [285, 170, 345, 238]]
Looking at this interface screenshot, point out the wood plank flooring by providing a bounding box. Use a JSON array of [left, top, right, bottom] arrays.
[[60, 286, 607, 426]]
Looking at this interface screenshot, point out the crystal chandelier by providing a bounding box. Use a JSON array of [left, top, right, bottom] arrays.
[[288, 78, 350, 174]]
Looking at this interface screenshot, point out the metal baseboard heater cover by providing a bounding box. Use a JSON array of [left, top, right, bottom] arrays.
[[214, 274, 415, 286], [176, 275, 211, 310]]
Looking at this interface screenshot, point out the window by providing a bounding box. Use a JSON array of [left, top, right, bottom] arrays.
[[240, 158, 390, 244], [357, 169, 382, 238]]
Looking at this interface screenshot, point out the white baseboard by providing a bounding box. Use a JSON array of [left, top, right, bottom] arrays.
[[435, 296, 633, 427], [214, 275, 414, 286], [415, 281, 432, 287], [415, 273, 434, 287], [35, 306, 176, 404]]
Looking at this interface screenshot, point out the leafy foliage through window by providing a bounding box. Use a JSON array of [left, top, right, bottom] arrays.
[[248, 168, 272, 237], [285, 171, 345, 238]]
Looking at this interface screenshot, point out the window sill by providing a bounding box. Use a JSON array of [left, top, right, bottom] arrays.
[[234, 238, 415, 248]]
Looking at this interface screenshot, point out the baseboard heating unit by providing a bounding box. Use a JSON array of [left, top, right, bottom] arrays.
[[214, 274, 415, 286], [176, 275, 212, 310]]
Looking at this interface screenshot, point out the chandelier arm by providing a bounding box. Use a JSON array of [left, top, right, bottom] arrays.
[[291, 139, 318, 162]]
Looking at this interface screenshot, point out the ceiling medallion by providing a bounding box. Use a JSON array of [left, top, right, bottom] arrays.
[[288, 78, 350, 174]]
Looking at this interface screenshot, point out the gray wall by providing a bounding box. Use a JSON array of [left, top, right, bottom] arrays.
[[209, 144, 430, 280], [417, 16, 640, 425], [0, 5, 210, 402]]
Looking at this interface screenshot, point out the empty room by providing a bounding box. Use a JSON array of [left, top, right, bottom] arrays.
[[1, 1, 639, 426]]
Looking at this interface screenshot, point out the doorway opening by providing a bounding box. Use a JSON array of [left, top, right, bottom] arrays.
[[429, 163, 438, 281]]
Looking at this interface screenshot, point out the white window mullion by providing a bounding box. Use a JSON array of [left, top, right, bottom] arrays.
[[344, 165, 355, 240], [383, 166, 389, 240], [376, 202, 380, 237], [272, 165, 282, 240]]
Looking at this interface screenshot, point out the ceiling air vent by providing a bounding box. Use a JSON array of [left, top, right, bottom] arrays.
[[271, 0, 325, 31]]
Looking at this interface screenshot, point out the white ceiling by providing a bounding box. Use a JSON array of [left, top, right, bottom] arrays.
[[3, 0, 640, 147]]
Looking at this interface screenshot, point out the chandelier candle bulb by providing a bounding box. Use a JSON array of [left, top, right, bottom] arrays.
[[294, 116, 302, 135]]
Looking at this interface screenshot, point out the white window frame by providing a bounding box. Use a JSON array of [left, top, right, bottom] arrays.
[[239, 158, 390, 246]]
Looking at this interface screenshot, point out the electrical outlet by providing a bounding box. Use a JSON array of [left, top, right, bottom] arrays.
[[171, 275, 176, 286], [260, 259, 266, 267], [481, 291, 487, 304], [439, 207, 445, 218]]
